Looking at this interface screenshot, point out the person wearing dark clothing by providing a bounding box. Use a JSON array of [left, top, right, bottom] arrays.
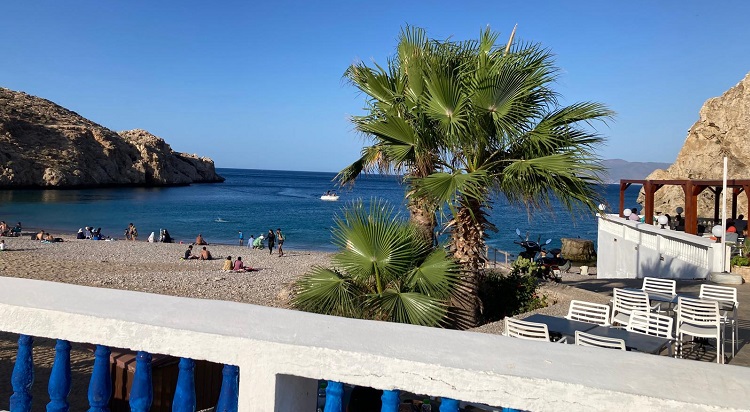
[[161, 229, 173, 243], [266, 229, 276, 255], [184, 245, 199, 259]]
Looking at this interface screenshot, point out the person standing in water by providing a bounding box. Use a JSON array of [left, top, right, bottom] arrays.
[[266, 229, 275, 255], [238, 230, 244, 246], [276, 228, 284, 257]]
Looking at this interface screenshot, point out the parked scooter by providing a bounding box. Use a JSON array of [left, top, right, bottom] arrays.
[[514, 229, 569, 282]]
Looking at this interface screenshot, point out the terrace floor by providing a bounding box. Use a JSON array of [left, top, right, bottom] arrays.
[[563, 277, 750, 367]]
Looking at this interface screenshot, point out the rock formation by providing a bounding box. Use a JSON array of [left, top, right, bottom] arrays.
[[0, 87, 224, 188], [640, 72, 750, 216]]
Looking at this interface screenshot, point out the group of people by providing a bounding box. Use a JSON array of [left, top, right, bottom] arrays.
[[124, 223, 138, 241], [183, 245, 213, 260], [242, 228, 285, 256], [77, 227, 107, 240], [0, 221, 22, 237], [222, 255, 257, 272]]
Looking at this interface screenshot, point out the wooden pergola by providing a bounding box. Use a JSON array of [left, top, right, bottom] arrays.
[[619, 179, 750, 235]]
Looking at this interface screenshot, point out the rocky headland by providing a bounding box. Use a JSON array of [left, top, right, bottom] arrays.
[[641, 72, 750, 215], [0, 87, 224, 188]]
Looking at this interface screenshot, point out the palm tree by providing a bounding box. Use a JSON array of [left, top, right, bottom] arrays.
[[414, 28, 614, 326], [291, 199, 460, 327], [337, 26, 448, 242]]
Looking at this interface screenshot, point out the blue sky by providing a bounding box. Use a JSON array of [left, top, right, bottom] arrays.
[[2, 1, 749, 172]]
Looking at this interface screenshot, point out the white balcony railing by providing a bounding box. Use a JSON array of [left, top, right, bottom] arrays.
[[598, 215, 726, 279], [1, 276, 749, 411]]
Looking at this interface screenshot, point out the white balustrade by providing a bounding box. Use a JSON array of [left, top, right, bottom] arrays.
[[1, 276, 749, 411], [597, 215, 724, 279]]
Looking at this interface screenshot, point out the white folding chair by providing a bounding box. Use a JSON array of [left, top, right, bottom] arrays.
[[611, 288, 659, 327], [626, 310, 675, 356], [574, 331, 626, 351], [641, 277, 677, 295], [504, 317, 566, 343], [566, 300, 611, 326], [675, 297, 724, 364], [700, 284, 739, 358]]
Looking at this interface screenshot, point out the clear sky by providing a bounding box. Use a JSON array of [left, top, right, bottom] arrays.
[[2, 1, 749, 172]]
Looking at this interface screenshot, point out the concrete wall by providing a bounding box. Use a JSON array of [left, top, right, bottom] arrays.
[[597, 215, 725, 279], [1, 277, 749, 411]]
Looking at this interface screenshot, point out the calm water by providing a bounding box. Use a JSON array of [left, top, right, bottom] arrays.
[[0, 168, 641, 253]]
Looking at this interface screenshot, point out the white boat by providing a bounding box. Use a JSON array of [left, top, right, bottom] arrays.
[[320, 194, 340, 201]]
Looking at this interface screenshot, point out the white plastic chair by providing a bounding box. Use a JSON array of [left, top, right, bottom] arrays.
[[503, 317, 566, 343], [626, 310, 675, 356], [574, 331, 626, 351], [611, 288, 659, 327], [675, 297, 724, 364], [641, 277, 677, 296], [566, 300, 611, 326], [699, 284, 739, 358]]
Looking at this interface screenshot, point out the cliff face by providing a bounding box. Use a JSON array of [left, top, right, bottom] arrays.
[[641, 72, 750, 215], [0, 88, 224, 188]]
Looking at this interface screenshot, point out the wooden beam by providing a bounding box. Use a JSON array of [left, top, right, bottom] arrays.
[[619, 182, 632, 217]]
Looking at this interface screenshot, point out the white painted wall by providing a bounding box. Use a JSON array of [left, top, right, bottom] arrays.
[[1, 277, 749, 412], [597, 215, 726, 279]]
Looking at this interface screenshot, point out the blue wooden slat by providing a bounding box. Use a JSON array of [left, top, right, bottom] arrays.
[[10, 334, 34, 412], [172, 358, 196, 412], [439, 397, 459, 412], [129, 351, 153, 412], [214, 364, 239, 412], [46, 340, 71, 412], [323, 381, 343, 412], [87, 345, 111, 412], [380, 390, 399, 412]]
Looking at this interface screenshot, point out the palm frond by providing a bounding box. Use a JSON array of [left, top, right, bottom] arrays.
[[291, 266, 364, 318], [366, 289, 449, 327], [405, 249, 460, 299]]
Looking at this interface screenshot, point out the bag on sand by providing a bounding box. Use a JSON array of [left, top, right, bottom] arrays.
[[147, 232, 155, 243]]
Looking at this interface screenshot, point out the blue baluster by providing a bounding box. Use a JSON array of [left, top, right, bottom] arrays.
[[214, 364, 239, 412], [439, 397, 459, 412], [87, 345, 111, 412], [323, 381, 343, 412], [46, 340, 71, 412], [172, 358, 196, 412], [129, 351, 153, 412], [380, 389, 399, 412], [501, 408, 521, 412], [10, 334, 34, 412]]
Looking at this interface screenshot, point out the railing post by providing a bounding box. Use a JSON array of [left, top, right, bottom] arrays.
[[172, 358, 196, 412], [439, 398, 459, 412], [10, 334, 34, 412], [381, 390, 399, 412], [129, 351, 153, 412], [215, 364, 239, 412], [323, 381, 343, 412], [47, 339, 71, 412], [87, 345, 111, 412]]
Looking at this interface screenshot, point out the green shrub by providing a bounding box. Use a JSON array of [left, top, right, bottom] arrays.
[[731, 255, 750, 267], [478, 259, 548, 323]]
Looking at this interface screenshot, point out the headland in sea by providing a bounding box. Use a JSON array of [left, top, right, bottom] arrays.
[[0, 168, 642, 254]]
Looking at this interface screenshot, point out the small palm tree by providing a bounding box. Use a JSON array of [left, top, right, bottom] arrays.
[[292, 199, 460, 327]]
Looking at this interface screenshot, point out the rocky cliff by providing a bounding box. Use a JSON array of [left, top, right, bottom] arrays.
[[0, 88, 224, 188], [641, 72, 750, 216]]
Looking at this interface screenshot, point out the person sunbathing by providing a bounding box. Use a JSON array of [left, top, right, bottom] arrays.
[[233, 256, 257, 272], [195, 234, 208, 245], [199, 246, 213, 260]]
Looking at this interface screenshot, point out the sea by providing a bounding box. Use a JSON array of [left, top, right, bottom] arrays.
[[0, 168, 642, 254]]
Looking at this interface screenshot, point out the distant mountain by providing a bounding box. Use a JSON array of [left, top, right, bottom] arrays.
[[601, 159, 671, 184]]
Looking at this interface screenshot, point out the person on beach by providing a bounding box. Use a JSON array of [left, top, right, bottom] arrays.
[[77, 228, 86, 239], [276, 228, 285, 257], [238, 230, 244, 246], [222, 256, 233, 271], [160, 229, 173, 243], [266, 229, 275, 255], [0, 239, 6, 251], [199, 246, 213, 260], [247, 235, 254, 248], [184, 245, 199, 260], [36, 230, 45, 241], [195, 234, 208, 245], [125, 223, 138, 241], [252, 235, 264, 249], [233, 256, 257, 272]]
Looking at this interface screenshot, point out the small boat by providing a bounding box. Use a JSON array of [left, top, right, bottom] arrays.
[[320, 194, 340, 201]]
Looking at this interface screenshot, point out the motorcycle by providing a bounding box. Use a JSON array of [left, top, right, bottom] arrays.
[[514, 229, 570, 282]]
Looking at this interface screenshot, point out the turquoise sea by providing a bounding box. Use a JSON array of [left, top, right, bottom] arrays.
[[0, 168, 641, 254]]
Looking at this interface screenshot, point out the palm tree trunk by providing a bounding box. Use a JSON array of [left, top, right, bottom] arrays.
[[407, 196, 437, 245], [448, 198, 488, 328]]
